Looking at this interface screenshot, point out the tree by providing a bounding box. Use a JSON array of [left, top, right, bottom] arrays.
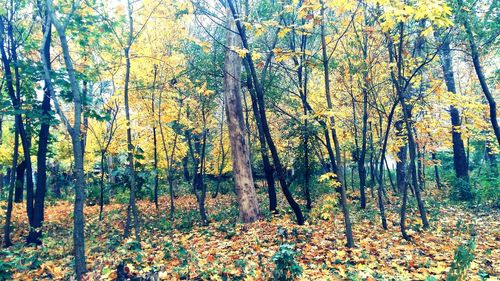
[[227, 0, 305, 226], [319, 0, 354, 247], [456, 0, 499, 147], [224, 10, 260, 223], [0, 2, 36, 244], [44, 0, 87, 277], [435, 29, 471, 199]]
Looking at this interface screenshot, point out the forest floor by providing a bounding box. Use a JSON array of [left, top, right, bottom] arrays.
[[1, 188, 499, 280]]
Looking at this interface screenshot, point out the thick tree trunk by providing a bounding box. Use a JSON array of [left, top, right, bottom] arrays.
[[224, 13, 260, 223], [244, 69, 277, 212], [228, 0, 303, 224], [436, 31, 471, 199], [71, 133, 86, 280]]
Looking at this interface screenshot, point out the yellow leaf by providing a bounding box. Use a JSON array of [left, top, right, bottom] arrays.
[[278, 27, 291, 38]]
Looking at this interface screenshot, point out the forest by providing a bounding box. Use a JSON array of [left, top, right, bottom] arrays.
[[0, 0, 498, 280]]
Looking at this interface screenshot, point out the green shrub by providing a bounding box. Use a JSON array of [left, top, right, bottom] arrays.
[[272, 244, 302, 281], [447, 237, 475, 281], [450, 177, 473, 201], [0, 251, 15, 281], [471, 173, 500, 207]]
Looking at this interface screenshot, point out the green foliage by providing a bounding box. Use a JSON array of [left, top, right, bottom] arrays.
[[470, 171, 500, 207], [447, 237, 476, 281], [175, 209, 197, 231], [0, 250, 15, 281], [450, 177, 474, 201], [272, 244, 303, 281]]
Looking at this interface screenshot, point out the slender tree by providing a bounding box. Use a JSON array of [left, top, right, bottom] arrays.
[[456, 0, 499, 146], [44, 0, 88, 277]]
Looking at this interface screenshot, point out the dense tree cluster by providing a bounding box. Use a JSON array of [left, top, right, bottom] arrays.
[[0, 0, 497, 279]]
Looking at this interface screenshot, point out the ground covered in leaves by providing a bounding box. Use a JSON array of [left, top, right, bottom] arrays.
[[1, 189, 498, 280]]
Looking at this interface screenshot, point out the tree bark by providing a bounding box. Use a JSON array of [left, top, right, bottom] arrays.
[[28, 11, 53, 245], [227, 0, 303, 224], [244, 65, 277, 212], [45, 1, 88, 276], [436, 30, 471, 199], [151, 65, 159, 210], [223, 12, 260, 222], [122, 0, 141, 243], [14, 161, 25, 203]]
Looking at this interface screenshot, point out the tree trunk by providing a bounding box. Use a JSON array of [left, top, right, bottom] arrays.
[[158, 90, 181, 221], [123, 0, 141, 243], [376, 101, 397, 230], [244, 68, 277, 212], [400, 170, 410, 240], [99, 151, 105, 221], [212, 105, 226, 199], [319, 0, 354, 247], [228, 0, 303, 224], [224, 13, 260, 223], [45, 2, 88, 276], [395, 121, 407, 194], [291, 23, 312, 210], [182, 156, 190, 182], [28, 14, 53, 245], [152, 65, 159, 210], [393, 23, 429, 229], [432, 153, 441, 189], [436, 30, 471, 199], [14, 161, 25, 203]]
